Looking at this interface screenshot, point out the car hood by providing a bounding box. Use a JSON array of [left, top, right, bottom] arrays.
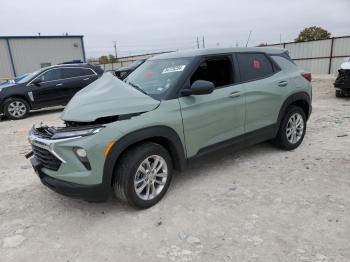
[[61, 73, 160, 122]]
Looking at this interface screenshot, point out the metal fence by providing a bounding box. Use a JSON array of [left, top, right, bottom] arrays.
[[89, 51, 172, 71], [264, 36, 350, 74]]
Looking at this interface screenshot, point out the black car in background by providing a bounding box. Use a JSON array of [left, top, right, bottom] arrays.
[[0, 64, 103, 120], [114, 59, 146, 79]]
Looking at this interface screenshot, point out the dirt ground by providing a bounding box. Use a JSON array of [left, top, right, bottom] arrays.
[[0, 77, 349, 262]]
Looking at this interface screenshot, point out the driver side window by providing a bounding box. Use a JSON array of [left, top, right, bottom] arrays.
[[190, 56, 234, 88], [38, 69, 62, 82]]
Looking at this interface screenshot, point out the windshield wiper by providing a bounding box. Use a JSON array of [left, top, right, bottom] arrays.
[[128, 82, 147, 95]]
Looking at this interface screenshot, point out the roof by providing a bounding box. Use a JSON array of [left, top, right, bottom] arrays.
[[0, 35, 84, 39], [150, 47, 286, 60]]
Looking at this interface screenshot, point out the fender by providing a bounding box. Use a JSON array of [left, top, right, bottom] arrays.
[[102, 126, 187, 188], [277, 92, 311, 127]]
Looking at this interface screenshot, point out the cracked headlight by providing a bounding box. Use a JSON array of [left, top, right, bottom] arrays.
[[51, 126, 104, 140]]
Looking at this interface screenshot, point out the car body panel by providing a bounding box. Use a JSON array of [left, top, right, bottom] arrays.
[[61, 73, 161, 122], [178, 83, 245, 157]]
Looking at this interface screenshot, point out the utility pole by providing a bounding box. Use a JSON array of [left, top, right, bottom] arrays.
[[196, 36, 200, 49], [113, 41, 117, 60], [202, 36, 205, 48], [245, 30, 252, 47]]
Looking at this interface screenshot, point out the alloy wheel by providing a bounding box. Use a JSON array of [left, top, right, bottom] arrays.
[[286, 113, 304, 144], [134, 155, 168, 201], [8, 101, 27, 118]]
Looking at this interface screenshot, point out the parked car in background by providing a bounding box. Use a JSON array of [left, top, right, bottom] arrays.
[[334, 59, 350, 97], [27, 47, 312, 208], [114, 59, 146, 79], [0, 63, 104, 120]]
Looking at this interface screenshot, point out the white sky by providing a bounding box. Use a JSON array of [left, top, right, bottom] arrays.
[[1, 0, 349, 58]]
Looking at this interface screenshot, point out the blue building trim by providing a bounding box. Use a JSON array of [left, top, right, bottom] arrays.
[[5, 38, 16, 77], [80, 36, 87, 63]]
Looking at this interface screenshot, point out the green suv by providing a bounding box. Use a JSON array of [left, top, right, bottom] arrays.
[[27, 48, 312, 208]]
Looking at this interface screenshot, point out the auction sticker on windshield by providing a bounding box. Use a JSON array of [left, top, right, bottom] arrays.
[[162, 65, 186, 74]]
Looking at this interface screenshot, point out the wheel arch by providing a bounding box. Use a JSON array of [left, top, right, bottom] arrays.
[[277, 92, 311, 127], [102, 126, 187, 187], [2, 95, 32, 110]]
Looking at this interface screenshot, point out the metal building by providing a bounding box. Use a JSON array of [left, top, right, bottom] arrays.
[[0, 35, 86, 78]]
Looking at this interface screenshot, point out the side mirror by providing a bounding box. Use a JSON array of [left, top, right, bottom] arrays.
[[32, 78, 42, 86], [181, 80, 215, 96]]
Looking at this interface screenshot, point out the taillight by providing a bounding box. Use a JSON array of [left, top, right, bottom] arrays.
[[302, 72, 312, 82]]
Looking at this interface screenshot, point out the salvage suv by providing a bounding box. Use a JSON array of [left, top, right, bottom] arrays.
[[27, 48, 312, 208]]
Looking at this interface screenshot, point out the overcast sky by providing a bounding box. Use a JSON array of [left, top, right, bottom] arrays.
[[1, 0, 349, 58]]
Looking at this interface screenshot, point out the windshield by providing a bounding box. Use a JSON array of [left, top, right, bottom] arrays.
[[125, 58, 192, 98], [16, 68, 45, 84]]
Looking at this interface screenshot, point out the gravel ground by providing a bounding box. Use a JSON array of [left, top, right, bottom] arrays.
[[1, 77, 350, 262]]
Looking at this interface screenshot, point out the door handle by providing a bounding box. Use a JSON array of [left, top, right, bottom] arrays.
[[83, 78, 90, 81], [278, 81, 288, 87], [56, 83, 63, 86], [229, 91, 241, 98]]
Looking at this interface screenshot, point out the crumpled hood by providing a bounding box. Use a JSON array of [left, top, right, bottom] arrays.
[[61, 73, 160, 122]]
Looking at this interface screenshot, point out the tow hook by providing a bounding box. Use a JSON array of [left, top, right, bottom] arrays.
[[25, 151, 34, 159]]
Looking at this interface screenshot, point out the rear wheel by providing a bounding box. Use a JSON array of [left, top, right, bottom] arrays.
[[4, 98, 30, 120], [274, 106, 306, 150], [113, 142, 173, 208]]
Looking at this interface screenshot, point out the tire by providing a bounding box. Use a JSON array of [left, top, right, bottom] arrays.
[[113, 142, 173, 208], [3, 98, 30, 120], [274, 106, 307, 150], [335, 90, 344, 98]]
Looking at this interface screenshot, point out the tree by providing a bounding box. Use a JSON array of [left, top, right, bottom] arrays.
[[99, 56, 109, 64], [295, 26, 331, 42]]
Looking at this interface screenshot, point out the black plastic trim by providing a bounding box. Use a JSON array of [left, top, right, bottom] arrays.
[[103, 126, 187, 187], [192, 124, 278, 160]]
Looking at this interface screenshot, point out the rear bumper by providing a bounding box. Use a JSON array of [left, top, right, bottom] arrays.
[[30, 157, 109, 202]]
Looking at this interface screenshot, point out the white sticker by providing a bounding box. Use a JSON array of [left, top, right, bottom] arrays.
[[162, 65, 186, 74]]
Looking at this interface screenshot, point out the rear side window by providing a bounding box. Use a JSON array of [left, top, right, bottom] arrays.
[[237, 53, 274, 82], [62, 68, 94, 78]]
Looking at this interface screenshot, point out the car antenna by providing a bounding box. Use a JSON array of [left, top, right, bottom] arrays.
[[245, 30, 252, 47]]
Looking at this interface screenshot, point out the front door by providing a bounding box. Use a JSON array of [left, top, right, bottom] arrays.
[[178, 55, 245, 157], [30, 68, 66, 108]]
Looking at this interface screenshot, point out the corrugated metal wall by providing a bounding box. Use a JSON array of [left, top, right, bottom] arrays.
[[0, 39, 14, 77], [265, 37, 350, 74], [0, 36, 85, 78]]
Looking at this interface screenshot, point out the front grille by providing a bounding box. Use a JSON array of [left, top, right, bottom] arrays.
[[32, 126, 56, 139], [32, 145, 62, 171]]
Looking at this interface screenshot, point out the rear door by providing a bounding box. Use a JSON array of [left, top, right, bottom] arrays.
[[178, 55, 245, 157], [236, 53, 286, 132], [60, 67, 98, 103], [29, 68, 67, 108]]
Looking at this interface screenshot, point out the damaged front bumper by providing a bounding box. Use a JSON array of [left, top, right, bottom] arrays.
[[26, 125, 115, 202]]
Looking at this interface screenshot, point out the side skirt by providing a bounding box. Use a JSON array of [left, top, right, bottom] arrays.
[[188, 124, 278, 161]]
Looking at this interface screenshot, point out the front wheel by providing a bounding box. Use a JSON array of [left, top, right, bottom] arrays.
[[113, 142, 173, 208], [274, 106, 307, 150], [4, 98, 30, 120]]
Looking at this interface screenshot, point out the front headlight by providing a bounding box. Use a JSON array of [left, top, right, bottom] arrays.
[[51, 126, 104, 140]]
